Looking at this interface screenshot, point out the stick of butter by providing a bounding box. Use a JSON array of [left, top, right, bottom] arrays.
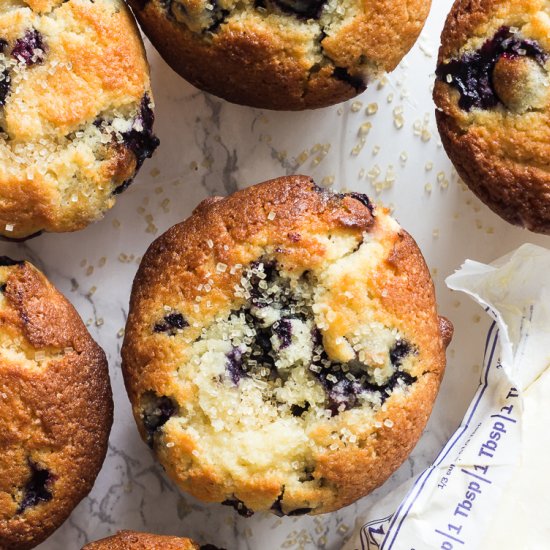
[[343, 243, 550, 550]]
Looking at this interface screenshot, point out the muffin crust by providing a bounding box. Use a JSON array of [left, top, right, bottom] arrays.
[[122, 176, 451, 515], [0, 258, 113, 549], [128, 0, 431, 110], [434, 0, 550, 233], [0, 0, 159, 239], [83, 530, 223, 550]]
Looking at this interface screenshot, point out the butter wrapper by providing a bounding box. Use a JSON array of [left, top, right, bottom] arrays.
[[343, 243, 550, 550]]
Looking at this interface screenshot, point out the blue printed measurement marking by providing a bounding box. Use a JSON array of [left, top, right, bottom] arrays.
[[382, 320, 498, 550], [431, 386, 519, 548]]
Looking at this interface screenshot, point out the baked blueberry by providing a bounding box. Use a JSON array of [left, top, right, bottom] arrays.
[[332, 67, 367, 93], [346, 191, 374, 213], [273, 318, 293, 348], [269, 0, 326, 19], [122, 176, 452, 516], [114, 95, 160, 195], [131, 96, 160, 169], [17, 462, 53, 514], [225, 347, 247, 384], [290, 403, 309, 416], [0, 40, 10, 107], [154, 312, 189, 334], [270, 488, 314, 516], [142, 394, 178, 446], [12, 30, 45, 66], [221, 498, 255, 517], [0, 256, 23, 267], [436, 26, 547, 111]]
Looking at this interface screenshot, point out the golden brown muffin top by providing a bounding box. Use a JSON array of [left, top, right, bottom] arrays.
[[0, 0, 158, 239], [434, 0, 550, 232], [0, 258, 113, 550], [122, 176, 451, 515], [82, 530, 219, 550], [128, 0, 431, 109]]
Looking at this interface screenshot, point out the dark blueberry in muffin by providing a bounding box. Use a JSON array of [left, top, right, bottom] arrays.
[[248, 260, 278, 306], [436, 26, 548, 111], [115, 95, 160, 195], [154, 312, 188, 334], [390, 339, 413, 366], [311, 339, 416, 415], [287, 507, 313, 516], [0, 256, 23, 266], [12, 29, 46, 66], [382, 370, 417, 395], [316, 371, 364, 414], [270, 492, 312, 516], [266, 0, 326, 20], [17, 462, 53, 514], [273, 318, 293, 348], [121, 95, 160, 169], [348, 192, 374, 213], [270, 494, 285, 516], [204, 0, 230, 32], [112, 178, 133, 196], [200, 545, 226, 550], [254, 327, 275, 360], [290, 403, 309, 416], [332, 67, 366, 92], [0, 68, 10, 107], [311, 326, 323, 347], [223, 307, 279, 383], [142, 394, 177, 445], [226, 347, 247, 385], [299, 466, 315, 482], [222, 497, 255, 517]]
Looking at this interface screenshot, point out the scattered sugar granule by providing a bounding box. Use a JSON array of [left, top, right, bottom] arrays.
[[366, 102, 379, 115]]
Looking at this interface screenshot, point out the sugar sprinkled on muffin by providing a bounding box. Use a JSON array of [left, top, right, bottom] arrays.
[[82, 530, 224, 549], [122, 176, 452, 515], [0, 0, 159, 239]]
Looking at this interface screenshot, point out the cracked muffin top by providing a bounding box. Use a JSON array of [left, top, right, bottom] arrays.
[[434, 0, 550, 234], [83, 530, 224, 550], [122, 176, 452, 516], [127, 0, 431, 110], [0, 0, 159, 240], [0, 257, 112, 550]]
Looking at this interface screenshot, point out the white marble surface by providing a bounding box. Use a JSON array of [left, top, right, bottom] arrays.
[[2, 1, 548, 548]]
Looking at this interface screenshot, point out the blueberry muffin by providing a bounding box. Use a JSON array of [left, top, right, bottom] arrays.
[[127, 0, 431, 110], [0, 258, 113, 549], [0, 0, 159, 240], [83, 531, 223, 550], [122, 176, 452, 515], [434, 0, 550, 233]]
